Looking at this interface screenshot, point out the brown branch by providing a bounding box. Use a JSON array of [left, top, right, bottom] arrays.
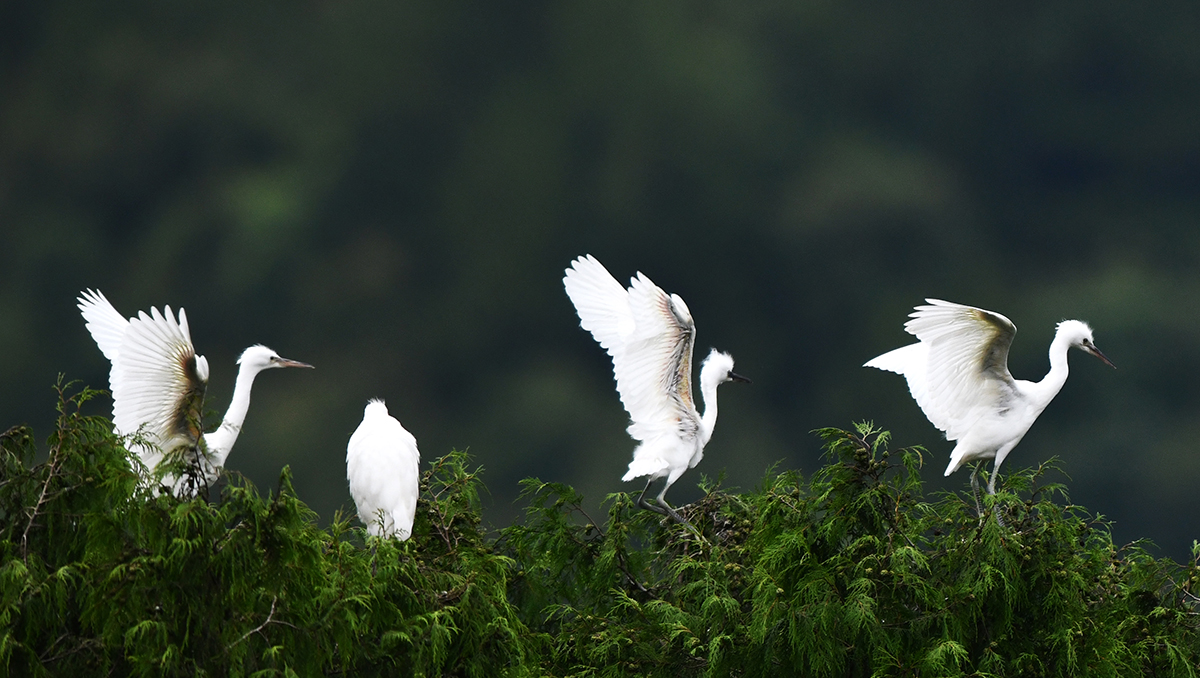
[[428, 499, 457, 550], [38, 636, 102, 665], [228, 596, 281, 650], [616, 551, 650, 595], [22, 433, 65, 561], [571, 500, 651, 595]]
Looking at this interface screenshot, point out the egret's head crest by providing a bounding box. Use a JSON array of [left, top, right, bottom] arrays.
[[237, 344, 276, 365], [1055, 319, 1095, 346], [237, 344, 313, 372], [699, 349, 745, 386], [702, 349, 734, 369]]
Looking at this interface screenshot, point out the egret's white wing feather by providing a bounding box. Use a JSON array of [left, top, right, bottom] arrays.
[[77, 289, 130, 364], [618, 276, 698, 442], [864, 342, 929, 402], [347, 401, 421, 539], [863, 342, 925, 376], [562, 254, 636, 353], [111, 306, 207, 468], [888, 299, 1018, 440], [564, 255, 699, 446]]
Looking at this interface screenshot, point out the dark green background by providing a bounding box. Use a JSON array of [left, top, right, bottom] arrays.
[[3, 2, 1197, 558]]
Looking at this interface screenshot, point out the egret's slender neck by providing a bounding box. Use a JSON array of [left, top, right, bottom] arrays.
[[1032, 330, 1074, 407], [203, 363, 266, 467], [697, 365, 723, 446]]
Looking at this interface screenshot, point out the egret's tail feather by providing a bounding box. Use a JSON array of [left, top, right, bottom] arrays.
[[944, 446, 968, 477], [623, 457, 668, 482]]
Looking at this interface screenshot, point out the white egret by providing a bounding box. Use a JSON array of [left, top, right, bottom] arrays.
[[346, 399, 421, 539], [864, 298, 1115, 509], [77, 289, 313, 496], [563, 254, 749, 526]]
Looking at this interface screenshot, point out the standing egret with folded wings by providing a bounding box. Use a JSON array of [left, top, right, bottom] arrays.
[[346, 399, 421, 539]]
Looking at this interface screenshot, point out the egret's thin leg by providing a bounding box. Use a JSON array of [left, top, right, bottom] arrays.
[[986, 465, 1006, 528], [655, 495, 701, 536], [656, 496, 690, 528], [970, 463, 984, 521], [656, 473, 686, 523], [635, 476, 701, 535], [637, 479, 668, 516]]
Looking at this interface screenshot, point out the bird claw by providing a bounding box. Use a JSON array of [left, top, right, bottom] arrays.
[[637, 494, 669, 516], [656, 500, 702, 537], [661, 504, 691, 528], [635, 490, 701, 536]]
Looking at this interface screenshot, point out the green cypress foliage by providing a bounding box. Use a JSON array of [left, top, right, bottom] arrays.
[[3, 385, 1199, 675], [1, 383, 531, 676]]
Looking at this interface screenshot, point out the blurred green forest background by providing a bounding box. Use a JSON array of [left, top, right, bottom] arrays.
[[3, 1, 1199, 559]]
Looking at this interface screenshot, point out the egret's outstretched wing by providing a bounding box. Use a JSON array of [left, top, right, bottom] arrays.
[[618, 274, 698, 442], [564, 255, 699, 444], [563, 254, 636, 353], [885, 299, 1018, 440], [77, 289, 130, 364], [111, 306, 208, 466], [347, 400, 421, 539]]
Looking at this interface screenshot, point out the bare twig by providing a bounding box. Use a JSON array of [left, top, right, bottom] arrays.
[[576, 505, 605, 539], [213, 520, 247, 554], [38, 636, 102, 665], [616, 552, 650, 595], [228, 596, 281, 650], [22, 433, 65, 561], [428, 499, 457, 550]]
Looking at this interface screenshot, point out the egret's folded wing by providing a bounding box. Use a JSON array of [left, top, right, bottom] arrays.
[[347, 410, 420, 539], [563, 254, 636, 354], [617, 274, 699, 442], [77, 289, 130, 364], [905, 299, 1017, 440], [111, 306, 208, 464]]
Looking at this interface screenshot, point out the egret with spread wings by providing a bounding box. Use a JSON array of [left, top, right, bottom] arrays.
[[347, 399, 421, 540], [78, 289, 313, 497], [865, 299, 1115, 509], [564, 254, 749, 526]]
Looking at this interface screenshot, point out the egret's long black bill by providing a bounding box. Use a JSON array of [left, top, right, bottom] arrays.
[[1087, 346, 1116, 369], [729, 371, 751, 384]]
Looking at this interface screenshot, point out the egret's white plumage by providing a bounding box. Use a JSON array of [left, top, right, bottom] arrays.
[[563, 254, 749, 524], [78, 289, 313, 496], [346, 399, 421, 539], [865, 299, 1115, 496]]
